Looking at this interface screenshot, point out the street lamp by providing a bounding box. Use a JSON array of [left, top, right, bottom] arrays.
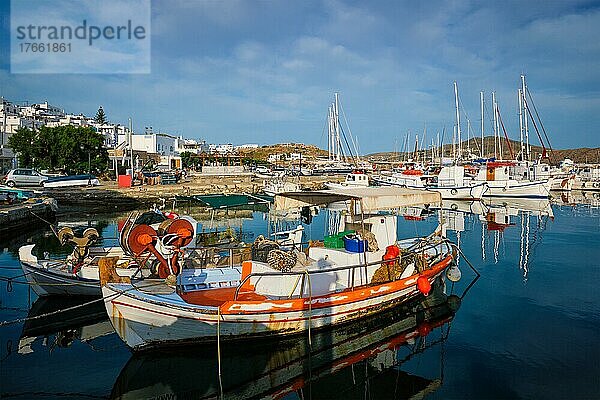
[[80, 144, 93, 186], [80, 144, 91, 175]]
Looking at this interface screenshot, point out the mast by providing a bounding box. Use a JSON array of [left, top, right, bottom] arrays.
[[453, 81, 462, 160], [128, 117, 134, 177], [327, 105, 331, 161], [414, 134, 419, 162], [518, 88, 525, 161], [334, 93, 341, 162], [480, 91, 484, 158], [521, 75, 530, 161], [492, 91, 498, 159], [452, 125, 456, 161]]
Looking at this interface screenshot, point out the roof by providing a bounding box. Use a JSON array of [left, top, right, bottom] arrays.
[[274, 187, 441, 212]]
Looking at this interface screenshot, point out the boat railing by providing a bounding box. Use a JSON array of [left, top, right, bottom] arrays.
[[233, 237, 454, 301]]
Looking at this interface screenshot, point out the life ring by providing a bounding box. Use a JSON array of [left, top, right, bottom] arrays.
[[451, 203, 458, 210], [450, 188, 458, 195], [593, 182, 599, 188]]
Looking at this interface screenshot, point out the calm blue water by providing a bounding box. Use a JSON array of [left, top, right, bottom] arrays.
[[0, 199, 599, 399]]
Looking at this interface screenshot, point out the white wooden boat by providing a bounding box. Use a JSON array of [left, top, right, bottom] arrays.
[[19, 212, 199, 296], [19, 243, 131, 297], [100, 187, 460, 350], [110, 280, 458, 399], [325, 170, 370, 189]]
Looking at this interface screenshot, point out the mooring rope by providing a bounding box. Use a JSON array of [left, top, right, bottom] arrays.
[[0, 279, 166, 327], [305, 270, 312, 348], [217, 306, 223, 398]]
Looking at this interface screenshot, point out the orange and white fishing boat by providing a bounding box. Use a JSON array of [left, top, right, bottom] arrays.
[[99, 187, 460, 351]]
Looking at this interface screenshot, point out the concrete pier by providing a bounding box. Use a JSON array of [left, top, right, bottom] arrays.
[[0, 198, 57, 236]]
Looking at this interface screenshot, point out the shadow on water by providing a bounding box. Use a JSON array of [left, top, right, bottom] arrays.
[[110, 279, 465, 400], [18, 295, 111, 354]]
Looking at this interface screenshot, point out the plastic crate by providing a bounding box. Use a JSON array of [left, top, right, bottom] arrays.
[[324, 235, 344, 248], [343, 236, 368, 253], [324, 230, 355, 249]]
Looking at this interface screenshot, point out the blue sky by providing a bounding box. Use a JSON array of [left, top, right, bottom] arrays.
[[1, 0, 599, 153]]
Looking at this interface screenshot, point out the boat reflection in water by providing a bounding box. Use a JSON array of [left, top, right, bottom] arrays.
[[482, 198, 554, 279], [18, 295, 114, 355], [111, 279, 463, 400]]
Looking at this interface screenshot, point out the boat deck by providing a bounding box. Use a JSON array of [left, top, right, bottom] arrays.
[[180, 287, 267, 306]]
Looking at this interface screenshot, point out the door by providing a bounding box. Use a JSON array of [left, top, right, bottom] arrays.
[[486, 167, 495, 181]]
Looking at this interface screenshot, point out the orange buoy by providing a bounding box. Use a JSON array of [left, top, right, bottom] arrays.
[[417, 275, 431, 296], [382, 245, 400, 266]]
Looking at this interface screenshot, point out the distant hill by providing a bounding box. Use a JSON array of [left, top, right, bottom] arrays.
[[238, 143, 328, 162], [367, 136, 600, 165]]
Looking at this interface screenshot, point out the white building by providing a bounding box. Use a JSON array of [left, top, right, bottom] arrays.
[[176, 138, 209, 154], [117, 132, 181, 169], [215, 143, 235, 154], [267, 153, 286, 163], [236, 143, 259, 150]]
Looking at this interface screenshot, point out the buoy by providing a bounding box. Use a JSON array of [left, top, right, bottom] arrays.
[[446, 265, 462, 282], [417, 276, 431, 296]]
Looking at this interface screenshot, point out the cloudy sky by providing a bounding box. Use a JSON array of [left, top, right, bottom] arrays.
[[1, 0, 599, 153]]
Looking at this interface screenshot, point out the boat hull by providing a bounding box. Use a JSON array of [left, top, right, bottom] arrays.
[[429, 182, 487, 201], [371, 177, 486, 201], [102, 256, 452, 351], [21, 260, 102, 296], [471, 179, 551, 198]]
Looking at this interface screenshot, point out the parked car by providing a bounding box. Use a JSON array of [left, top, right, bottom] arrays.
[[2, 169, 49, 187]]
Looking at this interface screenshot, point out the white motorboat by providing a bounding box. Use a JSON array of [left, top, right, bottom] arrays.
[[43, 174, 100, 188]]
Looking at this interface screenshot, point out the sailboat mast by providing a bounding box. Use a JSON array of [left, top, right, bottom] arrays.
[[453, 81, 462, 160], [492, 91, 498, 159], [521, 75, 530, 161], [518, 88, 525, 161], [480, 91, 484, 158], [334, 93, 341, 162], [452, 125, 456, 161], [327, 105, 332, 161]]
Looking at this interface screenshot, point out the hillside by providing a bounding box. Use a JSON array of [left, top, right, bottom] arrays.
[[367, 136, 600, 165], [238, 143, 328, 162]]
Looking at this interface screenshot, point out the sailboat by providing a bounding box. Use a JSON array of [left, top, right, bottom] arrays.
[[314, 93, 360, 176], [464, 81, 552, 198]]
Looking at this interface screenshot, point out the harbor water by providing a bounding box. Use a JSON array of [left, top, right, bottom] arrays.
[[0, 195, 599, 399]]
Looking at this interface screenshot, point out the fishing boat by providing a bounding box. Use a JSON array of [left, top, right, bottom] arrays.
[[18, 211, 199, 296], [99, 187, 461, 350], [574, 165, 600, 191], [110, 279, 460, 399], [465, 161, 551, 198], [43, 174, 100, 188], [262, 179, 302, 197], [372, 166, 488, 201], [324, 170, 370, 189]]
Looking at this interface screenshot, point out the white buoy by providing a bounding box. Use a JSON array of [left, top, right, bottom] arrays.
[[446, 265, 462, 282]]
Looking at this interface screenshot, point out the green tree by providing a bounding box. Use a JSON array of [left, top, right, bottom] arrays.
[[8, 125, 109, 174], [180, 151, 195, 168], [7, 127, 36, 167], [94, 106, 107, 124]]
